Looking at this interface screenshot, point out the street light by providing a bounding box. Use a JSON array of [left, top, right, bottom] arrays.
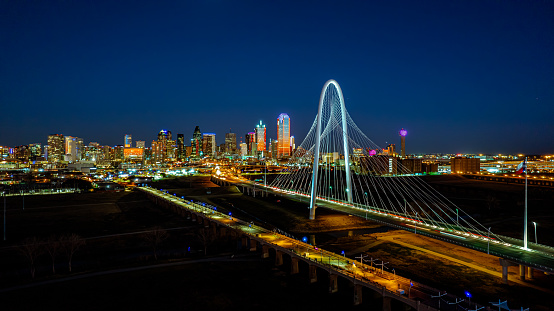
[[533, 222, 538, 244], [465, 291, 471, 307], [414, 212, 418, 234], [487, 227, 491, 255]]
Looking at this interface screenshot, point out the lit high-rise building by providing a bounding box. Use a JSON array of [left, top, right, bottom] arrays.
[[46, 134, 64, 163], [64, 136, 83, 162], [158, 130, 171, 141], [202, 133, 216, 157], [225, 132, 237, 154], [191, 126, 203, 157], [136, 141, 145, 148], [124, 134, 132, 148], [151, 140, 164, 162], [29, 143, 42, 158], [245, 132, 255, 156], [255, 120, 266, 152], [277, 113, 290, 157], [177, 134, 185, 160], [240, 143, 248, 157]]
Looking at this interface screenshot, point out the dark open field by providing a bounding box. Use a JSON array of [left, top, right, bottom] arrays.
[[2, 175, 553, 310]]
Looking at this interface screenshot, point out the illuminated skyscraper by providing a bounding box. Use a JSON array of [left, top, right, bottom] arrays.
[[225, 132, 237, 154], [255, 120, 266, 152], [240, 143, 248, 157], [136, 141, 145, 148], [29, 143, 42, 158], [202, 133, 216, 157], [191, 126, 203, 157], [177, 134, 185, 160], [124, 134, 132, 148], [64, 136, 83, 162], [277, 113, 290, 157], [245, 132, 255, 156], [158, 130, 171, 141]]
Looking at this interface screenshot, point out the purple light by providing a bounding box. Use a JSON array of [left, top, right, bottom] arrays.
[[399, 128, 407, 137], [369, 149, 377, 156]]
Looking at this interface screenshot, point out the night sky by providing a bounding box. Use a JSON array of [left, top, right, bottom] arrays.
[[1, 1, 553, 154]]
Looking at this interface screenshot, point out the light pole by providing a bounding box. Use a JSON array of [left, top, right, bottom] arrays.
[[3, 193, 6, 241], [364, 192, 368, 219], [465, 291, 471, 308], [414, 212, 418, 234], [533, 222, 537, 244], [431, 291, 447, 310], [487, 227, 491, 255], [456, 208, 459, 225]]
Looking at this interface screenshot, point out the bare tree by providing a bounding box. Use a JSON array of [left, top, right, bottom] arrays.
[[486, 195, 500, 212], [196, 227, 217, 255], [45, 235, 60, 274], [61, 233, 85, 272], [143, 227, 169, 260], [18, 237, 43, 278]]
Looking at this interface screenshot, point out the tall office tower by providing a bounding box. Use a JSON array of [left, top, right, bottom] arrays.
[[270, 139, 278, 158], [240, 143, 248, 157], [135, 141, 145, 148], [277, 113, 290, 157], [114, 145, 124, 162], [29, 143, 42, 158], [202, 133, 216, 157], [255, 120, 266, 152], [47, 134, 64, 163], [151, 141, 162, 162], [157, 130, 172, 141], [225, 132, 237, 154], [124, 134, 132, 148], [384, 144, 396, 156], [64, 136, 83, 162], [177, 134, 185, 160], [399, 128, 407, 158], [290, 136, 295, 154], [245, 132, 255, 156], [191, 126, 203, 157], [165, 140, 176, 161]]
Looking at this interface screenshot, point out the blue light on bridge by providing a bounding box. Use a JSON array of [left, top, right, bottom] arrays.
[[465, 291, 471, 298], [302, 236, 308, 243]]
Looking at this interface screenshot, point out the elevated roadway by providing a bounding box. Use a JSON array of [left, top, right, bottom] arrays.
[[214, 174, 554, 278]]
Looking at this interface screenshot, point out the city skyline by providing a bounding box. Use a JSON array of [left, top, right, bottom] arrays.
[[1, 1, 553, 154]]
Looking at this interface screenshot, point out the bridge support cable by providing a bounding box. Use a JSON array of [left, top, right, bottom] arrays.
[[270, 79, 505, 243]]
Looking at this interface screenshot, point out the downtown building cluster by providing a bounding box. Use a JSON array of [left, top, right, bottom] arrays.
[[0, 113, 296, 170]]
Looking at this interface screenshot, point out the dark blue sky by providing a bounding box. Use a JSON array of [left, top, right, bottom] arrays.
[[1, 0, 553, 154]]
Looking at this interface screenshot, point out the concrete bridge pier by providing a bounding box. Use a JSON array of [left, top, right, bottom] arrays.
[[241, 236, 248, 250], [519, 265, 526, 281], [309, 264, 317, 283], [249, 239, 257, 252], [527, 267, 534, 280], [219, 226, 227, 237], [262, 245, 269, 258], [499, 259, 513, 284], [291, 257, 299, 275], [353, 284, 363, 306], [382, 296, 391, 311], [275, 250, 283, 266], [329, 274, 338, 293]]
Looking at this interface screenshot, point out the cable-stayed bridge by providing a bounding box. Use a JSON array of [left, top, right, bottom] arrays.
[[218, 79, 554, 279]]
